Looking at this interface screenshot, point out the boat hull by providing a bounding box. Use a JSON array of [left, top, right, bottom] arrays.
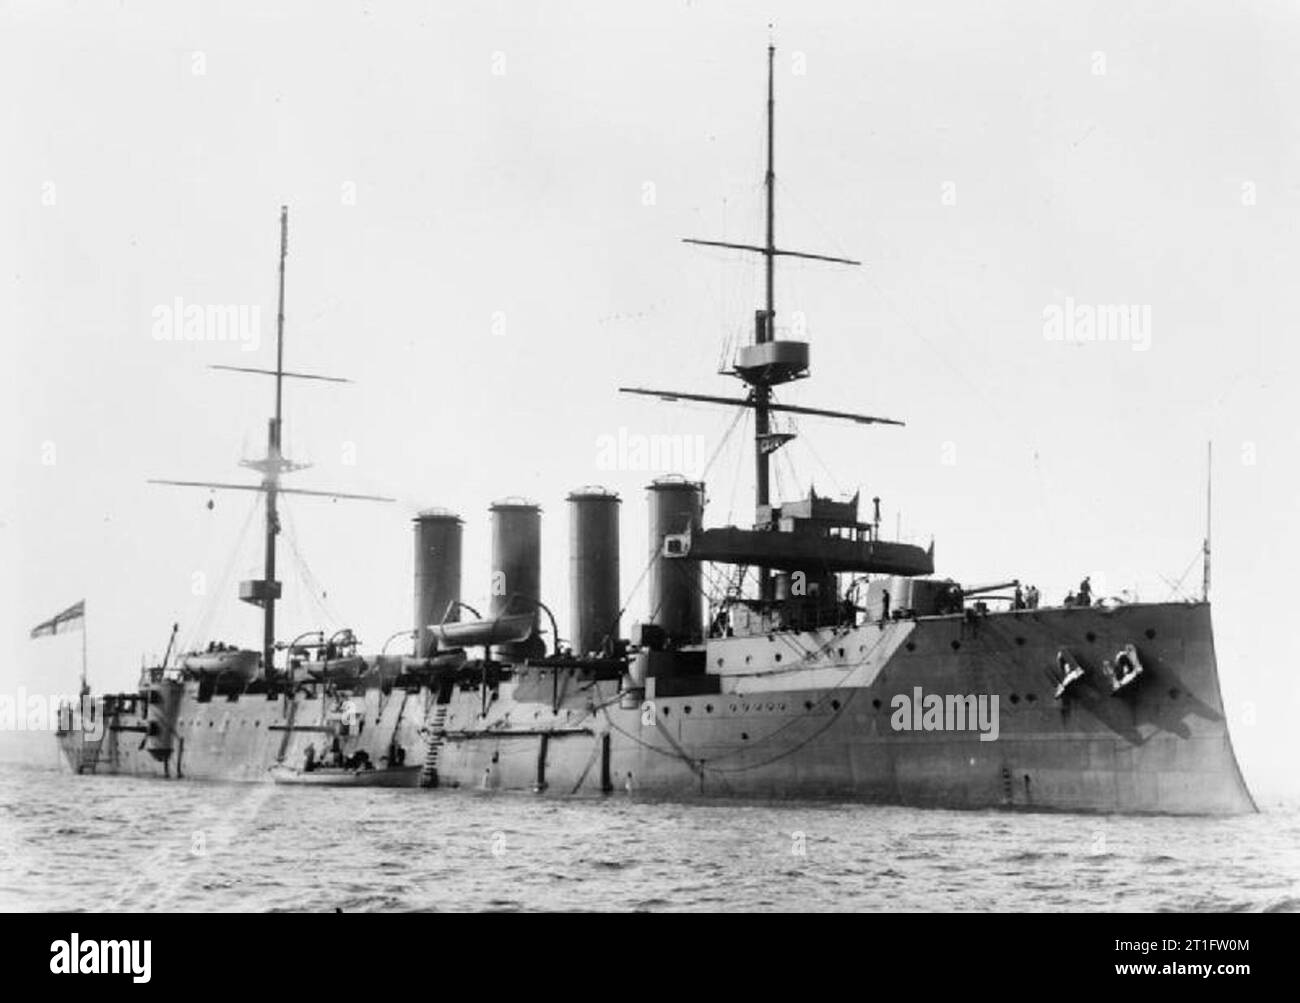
[[175, 649, 261, 680], [55, 601, 1255, 815], [269, 764, 421, 787]]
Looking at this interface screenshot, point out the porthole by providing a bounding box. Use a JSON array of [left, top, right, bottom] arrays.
[[838, 647, 846, 658], [745, 655, 752, 665], [741, 732, 750, 740], [872, 699, 882, 710], [950, 640, 961, 651], [804, 700, 814, 711], [1009, 694, 1020, 705], [705, 704, 714, 714], [716, 658, 724, 667], [1145, 628, 1156, 640], [1025, 693, 1037, 703], [662, 706, 670, 716], [684, 705, 692, 714], [1014, 637, 1025, 646], [905, 641, 916, 652], [1085, 631, 1097, 643], [1168, 688, 1179, 700], [831, 700, 841, 711], [729, 704, 738, 713], [774, 653, 783, 663]]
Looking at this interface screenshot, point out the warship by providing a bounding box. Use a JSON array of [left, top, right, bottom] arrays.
[[50, 47, 1255, 814]]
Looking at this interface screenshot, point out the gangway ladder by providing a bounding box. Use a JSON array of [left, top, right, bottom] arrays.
[[419, 704, 450, 788], [76, 701, 118, 775], [78, 733, 106, 774]]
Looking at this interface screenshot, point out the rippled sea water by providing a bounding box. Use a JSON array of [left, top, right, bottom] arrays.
[[2, 763, 1298, 912]]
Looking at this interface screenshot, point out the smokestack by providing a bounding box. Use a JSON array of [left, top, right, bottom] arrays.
[[413, 508, 463, 657], [647, 476, 704, 644], [567, 486, 621, 656], [490, 497, 542, 656]]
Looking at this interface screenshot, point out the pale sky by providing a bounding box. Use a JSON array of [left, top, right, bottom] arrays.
[[2, 0, 1298, 797]]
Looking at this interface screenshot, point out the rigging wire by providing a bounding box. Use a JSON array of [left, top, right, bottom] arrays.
[[612, 548, 660, 634], [772, 446, 789, 502], [699, 404, 748, 483], [280, 502, 344, 630], [181, 496, 260, 653], [725, 407, 751, 527], [774, 176, 863, 270], [788, 416, 848, 498], [1160, 548, 1204, 601], [777, 157, 1148, 589]]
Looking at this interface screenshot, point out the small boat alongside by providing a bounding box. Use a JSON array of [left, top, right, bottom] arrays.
[[268, 763, 420, 788]]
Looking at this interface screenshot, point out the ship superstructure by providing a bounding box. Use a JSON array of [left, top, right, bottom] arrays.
[[53, 48, 1255, 814]]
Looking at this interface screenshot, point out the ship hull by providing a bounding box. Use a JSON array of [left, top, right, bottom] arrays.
[[56, 602, 1254, 815], [56, 688, 434, 783]]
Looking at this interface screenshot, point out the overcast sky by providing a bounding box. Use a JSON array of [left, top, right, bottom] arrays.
[[2, 0, 1298, 797]]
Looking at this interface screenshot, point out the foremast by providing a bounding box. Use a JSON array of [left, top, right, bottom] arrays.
[[677, 44, 872, 513], [756, 39, 777, 512], [619, 46, 931, 599]]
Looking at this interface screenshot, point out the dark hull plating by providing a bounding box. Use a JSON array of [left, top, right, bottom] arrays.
[[56, 602, 1255, 815]]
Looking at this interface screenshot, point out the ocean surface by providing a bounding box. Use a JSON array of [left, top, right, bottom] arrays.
[[2, 761, 1298, 912]]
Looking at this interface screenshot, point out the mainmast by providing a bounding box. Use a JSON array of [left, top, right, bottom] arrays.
[[149, 206, 393, 680], [261, 205, 289, 677]]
